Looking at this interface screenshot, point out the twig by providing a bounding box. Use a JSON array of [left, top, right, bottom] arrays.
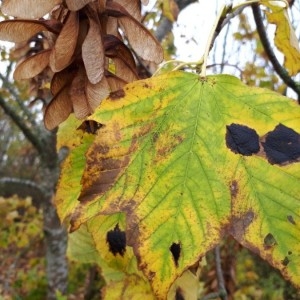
[[214, 246, 227, 300], [251, 3, 300, 103], [201, 5, 228, 77], [201, 246, 227, 300]]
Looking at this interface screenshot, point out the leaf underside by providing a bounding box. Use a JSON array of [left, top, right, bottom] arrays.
[[57, 71, 300, 299]]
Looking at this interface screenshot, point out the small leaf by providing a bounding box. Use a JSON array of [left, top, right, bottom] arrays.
[[82, 12, 105, 84], [14, 49, 51, 80], [69, 67, 91, 119], [262, 0, 300, 75], [49, 11, 79, 72], [86, 76, 110, 110], [1, 0, 62, 19], [104, 34, 138, 82], [87, 213, 155, 298], [106, 1, 163, 64], [167, 270, 201, 300], [44, 84, 73, 130], [55, 115, 95, 220], [51, 68, 76, 95], [0, 19, 61, 43], [65, 0, 94, 11], [162, 0, 179, 22], [114, 0, 142, 21]]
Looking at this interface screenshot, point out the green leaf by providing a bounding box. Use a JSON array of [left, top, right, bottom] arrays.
[[61, 71, 300, 298], [55, 115, 96, 221], [68, 213, 156, 298]]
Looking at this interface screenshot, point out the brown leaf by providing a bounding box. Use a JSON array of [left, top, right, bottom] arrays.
[[1, 0, 62, 19], [0, 19, 61, 43], [10, 42, 31, 60], [106, 17, 121, 38], [14, 49, 51, 80], [49, 11, 79, 72], [106, 2, 163, 64], [65, 0, 94, 11], [105, 71, 127, 90], [114, 0, 142, 21], [86, 76, 110, 110], [44, 85, 73, 130], [104, 34, 138, 81], [51, 67, 76, 95], [69, 68, 91, 119], [82, 12, 105, 84]]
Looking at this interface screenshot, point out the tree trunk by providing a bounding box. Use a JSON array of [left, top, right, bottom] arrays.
[[43, 197, 68, 299]]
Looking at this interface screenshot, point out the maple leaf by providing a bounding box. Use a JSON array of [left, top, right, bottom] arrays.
[[57, 71, 300, 298]]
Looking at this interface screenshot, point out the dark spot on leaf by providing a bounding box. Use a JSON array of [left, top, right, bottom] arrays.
[[106, 224, 126, 256], [230, 211, 254, 240], [262, 124, 300, 165], [287, 215, 296, 225], [226, 123, 260, 156], [264, 233, 277, 249], [170, 242, 181, 267], [230, 180, 238, 198], [152, 132, 159, 144], [142, 83, 150, 88], [77, 120, 102, 134], [175, 288, 185, 300], [282, 256, 290, 266], [109, 89, 125, 100], [288, 251, 292, 255]]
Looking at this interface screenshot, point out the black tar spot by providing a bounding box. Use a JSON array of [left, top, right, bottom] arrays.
[[106, 224, 126, 256], [77, 120, 102, 134], [282, 256, 290, 266], [170, 242, 181, 267], [175, 288, 185, 300], [264, 233, 277, 249], [287, 215, 296, 225], [262, 124, 300, 165], [226, 123, 260, 156]]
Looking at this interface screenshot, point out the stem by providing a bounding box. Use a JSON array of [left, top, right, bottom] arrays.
[[251, 3, 300, 102], [200, 5, 227, 77], [202, 246, 227, 300], [215, 246, 227, 300]]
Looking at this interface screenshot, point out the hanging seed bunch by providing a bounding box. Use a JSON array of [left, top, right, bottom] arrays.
[[0, 0, 163, 129]]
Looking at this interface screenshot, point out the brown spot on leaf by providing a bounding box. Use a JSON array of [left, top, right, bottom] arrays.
[[108, 88, 125, 100], [142, 82, 150, 88], [175, 288, 185, 300], [230, 180, 238, 198], [264, 233, 277, 249], [230, 210, 254, 240], [106, 224, 126, 256], [77, 120, 102, 134], [156, 134, 184, 160], [282, 256, 290, 266], [170, 242, 181, 267], [152, 132, 159, 144], [287, 215, 296, 225]]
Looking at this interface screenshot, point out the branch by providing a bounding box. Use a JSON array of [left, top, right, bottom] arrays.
[[0, 176, 46, 206], [251, 3, 300, 102], [0, 94, 46, 156], [0, 71, 39, 129], [202, 246, 227, 300]]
